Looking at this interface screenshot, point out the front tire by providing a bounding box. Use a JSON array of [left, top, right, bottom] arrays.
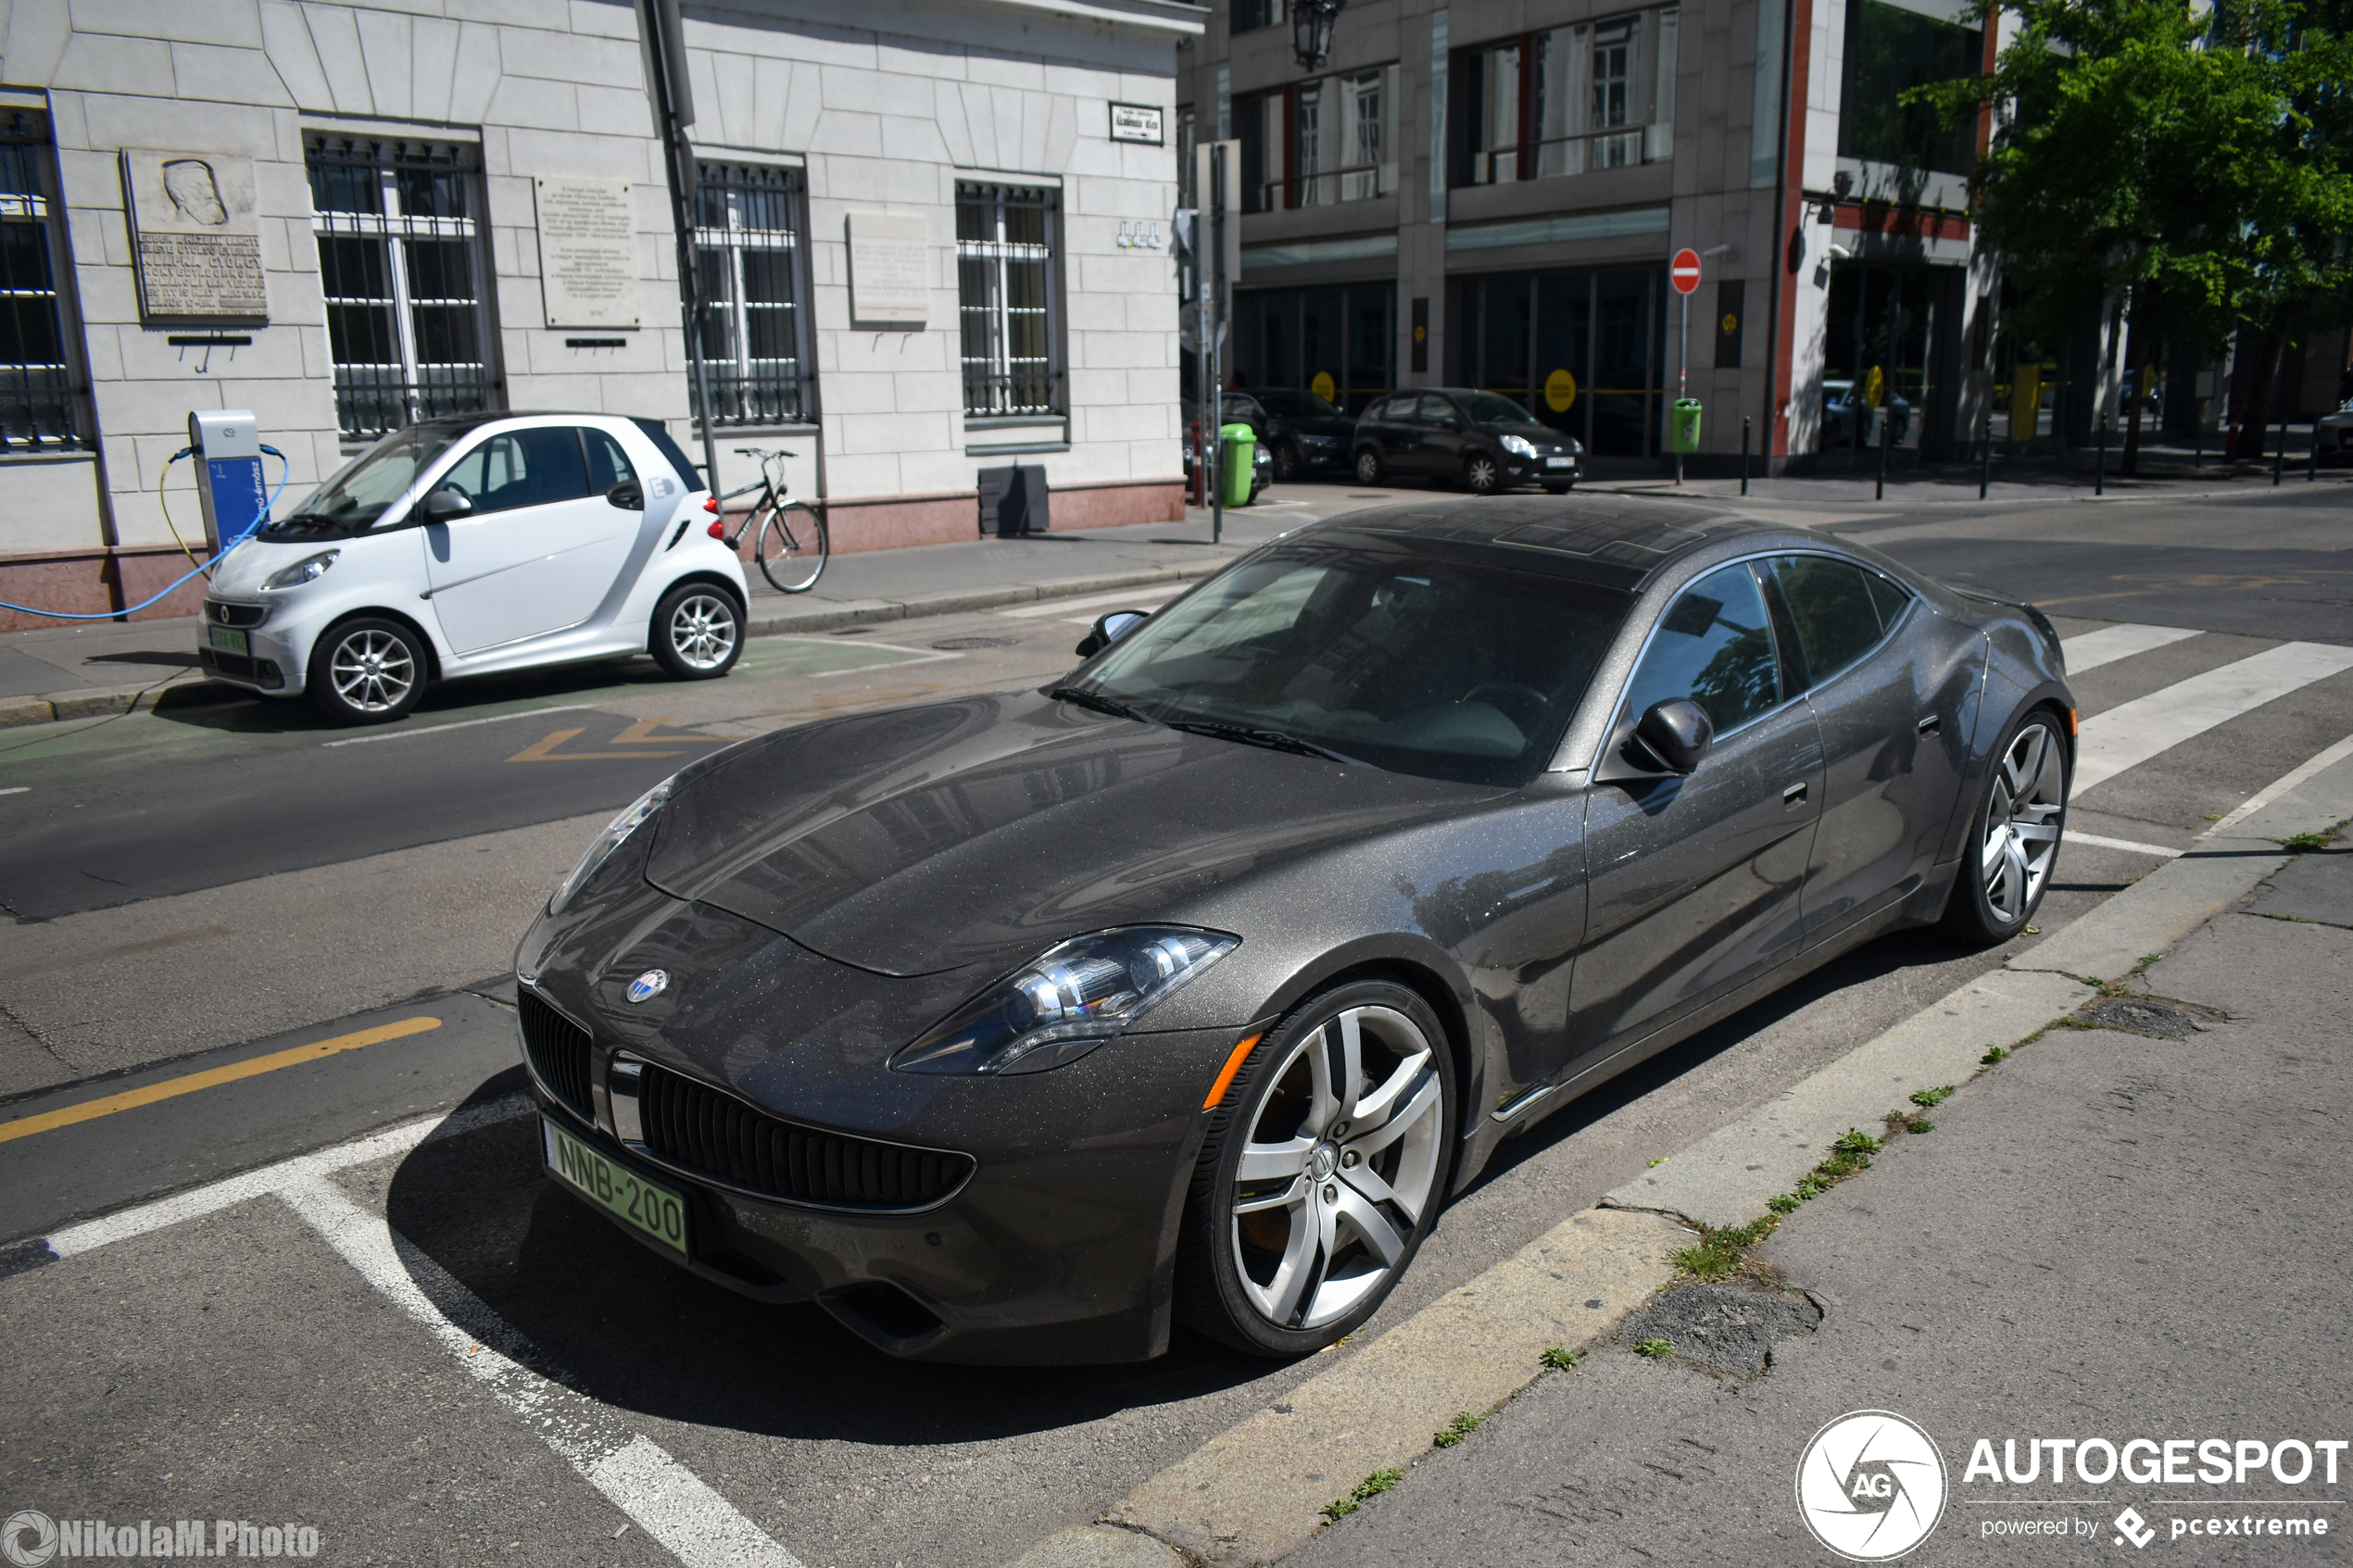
[[1944, 709, 2070, 944], [307, 617, 426, 724], [1353, 447, 1383, 485], [651, 583, 743, 680], [1463, 454, 1502, 495], [1174, 980, 1456, 1357]]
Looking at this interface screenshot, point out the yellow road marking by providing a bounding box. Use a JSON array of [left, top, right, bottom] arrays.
[[509, 715, 747, 760], [0, 1016, 443, 1146]]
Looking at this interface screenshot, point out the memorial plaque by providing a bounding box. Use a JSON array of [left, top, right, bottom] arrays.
[[535, 175, 643, 329], [122, 149, 267, 320], [848, 211, 929, 325]]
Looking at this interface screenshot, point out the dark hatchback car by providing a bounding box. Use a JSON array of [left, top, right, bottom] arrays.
[[1228, 388, 1360, 480], [1353, 388, 1585, 494], [515, 498, 2073, 1366]]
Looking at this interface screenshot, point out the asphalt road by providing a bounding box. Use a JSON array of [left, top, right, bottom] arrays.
[[2, 475, 2349, 1568]]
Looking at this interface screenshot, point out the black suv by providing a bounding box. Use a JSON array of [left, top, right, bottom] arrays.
[[1229, 387, 1359, 480], [1352, 388, 1584, 494]]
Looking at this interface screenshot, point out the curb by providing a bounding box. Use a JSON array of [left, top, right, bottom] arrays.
[[0, 672, 211, 731]]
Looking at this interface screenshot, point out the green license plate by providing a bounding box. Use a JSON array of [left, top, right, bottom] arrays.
[[543, 1117, 689, 1255], [207, 625, 248, 655]]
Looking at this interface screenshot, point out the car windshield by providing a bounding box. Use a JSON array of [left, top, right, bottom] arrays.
[[1461, 392, 1542, 427], [1257, 389, 1341, 418], [1075, 546, 1631, 785], [270, 424, 471, 537]]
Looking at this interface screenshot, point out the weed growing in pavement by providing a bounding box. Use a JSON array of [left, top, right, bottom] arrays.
[[1982, 1045, 2012, 1065], [2280, 832, 2331, 852], [1634, 1338, 1673, 1359], [1910, 1085, 1956, 1109], [1321, 1469, 1403, 1521], [1541, 1346, 1585, 1371], [1432, 1412, 1482, 1449], [1672, 1216, 1780, 1279]]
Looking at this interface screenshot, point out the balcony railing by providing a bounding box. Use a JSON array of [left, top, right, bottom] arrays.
[[1462, 123, 1672, 187], [1262, 160, 1398, 209]]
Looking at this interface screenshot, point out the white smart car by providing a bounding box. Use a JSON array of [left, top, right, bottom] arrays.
[[198, 412, 749, 723]]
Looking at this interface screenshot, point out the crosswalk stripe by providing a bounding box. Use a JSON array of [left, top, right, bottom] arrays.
[[2061, 622, 2202, 674], [2074, 642, 2353, 794]]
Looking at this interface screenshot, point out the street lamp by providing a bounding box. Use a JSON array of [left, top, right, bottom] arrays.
[[1293, 0, 1343, 69]]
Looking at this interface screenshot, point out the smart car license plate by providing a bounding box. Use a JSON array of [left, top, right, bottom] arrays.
[[207, 625, 248, 655], [1545, 458, 1574, 470], [543, 1117, 688, 1255]]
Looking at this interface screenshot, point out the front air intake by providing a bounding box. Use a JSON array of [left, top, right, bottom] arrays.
[[519, 988, 594, 1121]]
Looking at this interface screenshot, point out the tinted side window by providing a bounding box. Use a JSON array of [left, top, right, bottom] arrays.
[[1625, 562, 1782, 735], [436, 427, 591, 516], [1865, 569, 1912, 629], [1770, 555, 1885, 683], [1416, 394, 1458, 426], [584, 428, 636, 492]]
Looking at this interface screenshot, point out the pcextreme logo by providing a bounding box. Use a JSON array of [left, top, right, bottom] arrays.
[[1796, 1411, 1951, 1562]]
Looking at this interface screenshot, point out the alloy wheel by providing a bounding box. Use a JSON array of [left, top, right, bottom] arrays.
[[669, 593, 738, 671], [1981, 720, 2064, 922], [1466, 456, 1499, 494], [1229, 1006, 1443, 1331], [328, 629, 415, 713], [1354, 450, 1381, 485]]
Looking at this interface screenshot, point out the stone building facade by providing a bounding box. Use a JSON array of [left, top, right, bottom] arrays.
[[0, 0, 1199, 629]]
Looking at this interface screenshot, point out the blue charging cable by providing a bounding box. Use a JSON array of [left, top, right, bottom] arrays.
[[0, 445, 292, 621]]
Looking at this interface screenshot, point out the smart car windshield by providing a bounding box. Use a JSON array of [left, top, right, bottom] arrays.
[[1076, 546, 1632, 785], [1461, 392, 1543, 427], [268, 424, 470, 538]]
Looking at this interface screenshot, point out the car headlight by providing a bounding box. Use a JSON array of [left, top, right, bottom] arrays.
[[548, 778, 671, 915], [1500, 434, 1538, 458], [263, 551, 339, 590], [893, 926, 1239, 1076]]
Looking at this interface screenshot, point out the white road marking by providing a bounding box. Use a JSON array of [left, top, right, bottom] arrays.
[[2205, 729, 2353, 837], [2072, 642, 2353, 794], [2065, 830, 2183, 859], [995, 586, 1183, 620], [279, 1175, 803, 1568], [2059, 622, 2202, 674], [0, 785, 27, 795], [323, 706, 597, 747]]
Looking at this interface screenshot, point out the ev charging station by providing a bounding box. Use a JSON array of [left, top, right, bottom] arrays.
[[187, 408, 270, 552]]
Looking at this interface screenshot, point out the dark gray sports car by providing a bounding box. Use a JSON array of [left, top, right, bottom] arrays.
[[512, 498, 2074, 1364]]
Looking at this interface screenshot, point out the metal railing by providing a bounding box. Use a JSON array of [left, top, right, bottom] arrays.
[[692, 369, 812, 428], [1461, 123, 1671, 186], [333, 365, 497, 441], [1261, 161, 1397, 209], [963, 369, 1063, 420], [0, 366, 82, 452]]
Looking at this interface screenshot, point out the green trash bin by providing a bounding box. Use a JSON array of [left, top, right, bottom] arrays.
[[1220, 421, 1256, 507], [1669, 398, 1704, 456]]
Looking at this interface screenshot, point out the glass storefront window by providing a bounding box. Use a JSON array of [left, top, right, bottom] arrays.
[[1231, 283, 1395, 413], [1453, 269, 1663, 456], [1839, 0, 1982, 174]]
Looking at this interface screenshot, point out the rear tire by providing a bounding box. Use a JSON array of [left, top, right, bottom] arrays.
[[1173, 979, 1456, 1357], [1943, 708, 2070, 945], [306, 617, 426, 724], [651, 583, 743, 680], [1353, 447, 1383, 485], [754, 501, 828, 594]]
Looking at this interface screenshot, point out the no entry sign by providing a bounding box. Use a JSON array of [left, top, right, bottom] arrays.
[[1670, 247, 1703, 295]]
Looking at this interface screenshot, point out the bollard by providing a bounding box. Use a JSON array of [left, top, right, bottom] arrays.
[[1875, 409, 1889, 501], [1741, 415, 1751, 496], [2275, 416, 2286, 486], [1981, 422, 1992, 500], [2095, 416, 2107, 496]]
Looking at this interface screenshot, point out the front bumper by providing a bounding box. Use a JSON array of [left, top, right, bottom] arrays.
[[198, 599, 302, 694]]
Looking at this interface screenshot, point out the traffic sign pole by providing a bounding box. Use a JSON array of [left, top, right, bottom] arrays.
[[1670, 247, 1702, 485]]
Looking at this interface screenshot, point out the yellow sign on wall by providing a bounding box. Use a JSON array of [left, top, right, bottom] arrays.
[[1544, 369, 1578, 412], [1311, 370, 1336, 404]]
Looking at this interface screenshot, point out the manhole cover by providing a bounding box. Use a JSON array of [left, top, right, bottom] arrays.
[[930, 636, 1018, 650], [2076, 997, 2206, 1039], [1617, 1281, 1819, 1376]]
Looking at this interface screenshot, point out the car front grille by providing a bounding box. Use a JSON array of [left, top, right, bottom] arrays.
[[198, 648, 284, 688], [519, 989, 594, 1120], [206, 600, 268, 628], [636, 1062, 973, 1211]]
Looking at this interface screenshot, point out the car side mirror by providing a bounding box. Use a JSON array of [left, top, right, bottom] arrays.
[[1633, 698, 1715, 775], [422, 489, 472, 520], [1074, 609, 1151, 659], [606, 478, 645, 510]]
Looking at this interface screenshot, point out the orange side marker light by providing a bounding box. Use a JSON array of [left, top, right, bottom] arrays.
[[1202, 1033, 1265, 1110]]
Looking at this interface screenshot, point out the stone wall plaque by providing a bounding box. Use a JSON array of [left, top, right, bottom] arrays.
[[535, 176, 643, 329], [848, 211, 929, 325], [122, 149, 267, 321]]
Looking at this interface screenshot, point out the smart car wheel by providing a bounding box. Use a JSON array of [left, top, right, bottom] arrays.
[[1353, 447, 1383, 485], [1175, 980, 1456, 1357], [1944, 709, 2070, 945], [652, 583, 742, 680], [1463, 454, 1502, 495], [307, 617, 425, 724]]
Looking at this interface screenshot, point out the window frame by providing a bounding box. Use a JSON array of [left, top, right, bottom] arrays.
[[955, 182, 1063, 420], [690, 161, 813, 430], [1450, 9, 1679, 189], [0, 107, 91, 454], [1242, 65, 1402, 212]]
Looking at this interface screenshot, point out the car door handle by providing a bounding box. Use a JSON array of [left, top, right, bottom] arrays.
[[1782, 781, 1808, 805], [1917, 715, 1941, 735]]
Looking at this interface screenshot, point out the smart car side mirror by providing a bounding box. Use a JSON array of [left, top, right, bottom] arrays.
[[1634, 698, 1715, 775], [422, 489, 472, 520], [1075, 609, 1151, 659], [606, 478, 644, 510]]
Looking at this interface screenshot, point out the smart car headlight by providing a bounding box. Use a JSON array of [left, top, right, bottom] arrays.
[[263, 550, 339, 590], [1500, 433, 1539, 458], [893, 926, 1240, 1076], [548, 778, 671, 915]]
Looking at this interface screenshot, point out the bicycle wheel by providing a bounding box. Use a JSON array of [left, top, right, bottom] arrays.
[[754, 500, 828, 594]]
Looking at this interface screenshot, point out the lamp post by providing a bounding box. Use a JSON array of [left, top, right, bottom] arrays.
[[1293, 0, 1343, 69]]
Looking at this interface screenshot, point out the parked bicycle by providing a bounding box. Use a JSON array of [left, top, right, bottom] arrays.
[[717, 446, 829, 594]]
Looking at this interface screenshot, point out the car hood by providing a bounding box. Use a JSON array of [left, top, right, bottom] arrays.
[[642, 693, 1497, 978]]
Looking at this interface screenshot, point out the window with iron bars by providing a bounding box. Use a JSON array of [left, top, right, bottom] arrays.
[[308, 135, 498, 441], [956, 183, 1062, 418], [691, 163, 811, 427], [1, 109, 86, 453]]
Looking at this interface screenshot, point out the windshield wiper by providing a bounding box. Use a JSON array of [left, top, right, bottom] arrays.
[[1164, 720, 1363, 766], [1045, 685, 1162, 726]]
